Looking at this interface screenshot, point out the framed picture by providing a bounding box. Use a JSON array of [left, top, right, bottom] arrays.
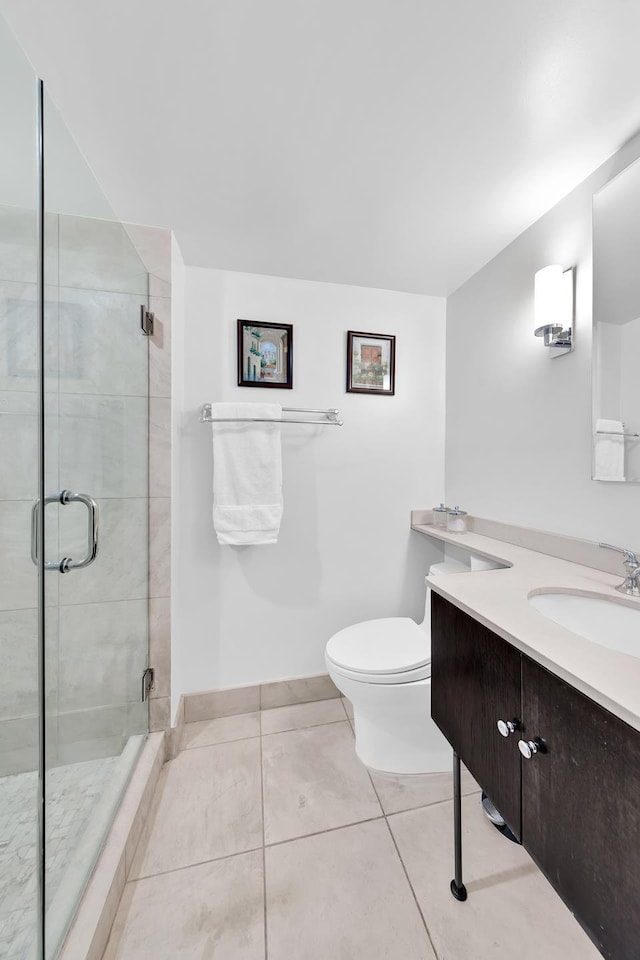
[[237, 319, 293, 389], [346, 330, 395, 395]]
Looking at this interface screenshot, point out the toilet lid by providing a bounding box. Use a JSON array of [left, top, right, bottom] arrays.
[[325, 617, 430, 676]]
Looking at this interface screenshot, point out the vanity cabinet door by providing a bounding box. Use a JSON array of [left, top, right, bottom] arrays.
[[431, 593, 522, 839], [522, 657, 640, 960]]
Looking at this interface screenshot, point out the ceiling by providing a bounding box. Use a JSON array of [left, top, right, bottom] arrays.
[[2, 0, 640, 296]]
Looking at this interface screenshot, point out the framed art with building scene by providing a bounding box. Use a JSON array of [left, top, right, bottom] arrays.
[[237, 319, 293, 388], [346, 330, 395, 395]]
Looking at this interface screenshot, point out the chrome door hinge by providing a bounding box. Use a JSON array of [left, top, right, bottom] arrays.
[[141, 667, 155, 702], [140, 306, 155, 336]]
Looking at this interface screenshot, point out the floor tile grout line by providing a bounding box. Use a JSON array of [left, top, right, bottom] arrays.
[[261, 718, 350, 740], [362, 761, 384, 819], [364, 765, 440, 960], [181, 730, 261, 752], [259, 712, 268, 960], [384, 788, 483, 820], [127, 844, 265, 885], [260, 694, 342, 712], [264, 814, 386, 850], [181, 717, 350, 753], [173, 734, 262, 756], [383, 816, 441, 960], [177, 694, 344, 726]]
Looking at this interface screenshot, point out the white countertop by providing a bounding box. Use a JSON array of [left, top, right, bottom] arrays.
[[413, 521, 640, 733]]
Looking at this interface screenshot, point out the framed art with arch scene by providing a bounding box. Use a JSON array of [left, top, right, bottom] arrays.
[[237, 319, 293, 389]]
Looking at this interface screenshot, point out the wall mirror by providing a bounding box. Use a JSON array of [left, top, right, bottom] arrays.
[[592, 156, 640, 483]]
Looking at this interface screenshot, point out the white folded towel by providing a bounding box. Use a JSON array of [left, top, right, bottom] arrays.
[[210, 402, 283, 545], [594, 418, 625, 482]]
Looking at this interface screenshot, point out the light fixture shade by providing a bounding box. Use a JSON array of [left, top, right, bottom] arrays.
[[534, 264, 565, 329], [533, 264, 574, 356]]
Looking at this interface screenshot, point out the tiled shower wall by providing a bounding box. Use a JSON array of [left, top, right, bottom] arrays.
[[0, 206, 173, 774], [124, 223, 172, 735], [1, 203, 58, 775]]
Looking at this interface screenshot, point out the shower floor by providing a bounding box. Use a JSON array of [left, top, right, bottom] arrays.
[[0, 755, 120, 960]]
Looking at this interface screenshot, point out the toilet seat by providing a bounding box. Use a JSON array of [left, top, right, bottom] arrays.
[[325, 616, 431, 685], [325, 658, 432, 685]]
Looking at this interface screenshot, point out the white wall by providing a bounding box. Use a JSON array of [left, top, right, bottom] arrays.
[[446, 132, 640, 549], [0, 15, 116, 219], [172, 268, 445, 697]]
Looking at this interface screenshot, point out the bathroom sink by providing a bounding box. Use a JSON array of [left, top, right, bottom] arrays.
[[529, 592, 640, 657]]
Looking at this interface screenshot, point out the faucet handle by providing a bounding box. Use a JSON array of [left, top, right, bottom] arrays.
[[599, 543, 639, 567], [600, 543, 640, 595]]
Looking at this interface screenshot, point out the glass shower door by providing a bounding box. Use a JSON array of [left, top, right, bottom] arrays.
[[41, 94, 150, 957], [0, 16, 40, 960], [1, 14, 151, 954]]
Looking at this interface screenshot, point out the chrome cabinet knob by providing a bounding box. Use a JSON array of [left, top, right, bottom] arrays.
[[518, 739, 541, 760], [497, 719, 518, 738]]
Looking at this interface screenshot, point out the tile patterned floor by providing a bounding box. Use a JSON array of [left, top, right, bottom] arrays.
[[104, 698, 602, 959], [0, 756, 119, 960]]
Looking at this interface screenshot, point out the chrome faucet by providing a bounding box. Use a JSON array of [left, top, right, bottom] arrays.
[[599, 543, 640, 596]]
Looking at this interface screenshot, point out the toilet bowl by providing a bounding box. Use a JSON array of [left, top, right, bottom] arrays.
[[325, 560, 469, 774]]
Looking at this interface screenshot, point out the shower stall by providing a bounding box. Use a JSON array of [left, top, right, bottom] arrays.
[[1, 16, 151, 959]]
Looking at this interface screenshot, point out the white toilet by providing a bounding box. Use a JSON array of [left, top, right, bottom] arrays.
[[325, 560, 470, 774]]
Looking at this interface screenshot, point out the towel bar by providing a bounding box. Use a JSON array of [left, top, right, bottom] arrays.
[[199, 404, 344, 426]]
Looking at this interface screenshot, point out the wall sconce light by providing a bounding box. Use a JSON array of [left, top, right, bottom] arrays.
[[534, 264, 574, 357]]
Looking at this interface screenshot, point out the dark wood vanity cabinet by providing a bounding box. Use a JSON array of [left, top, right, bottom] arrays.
[[522, 657, 640, 960], [431, 591, 640, 960], [430, 592, 522, 839]]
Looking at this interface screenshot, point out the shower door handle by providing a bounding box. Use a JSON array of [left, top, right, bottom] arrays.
[[31, 490, 99, 573], [61, 492, 99, 572]]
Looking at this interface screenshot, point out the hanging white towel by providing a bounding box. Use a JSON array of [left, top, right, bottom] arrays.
[[594, 418, 625, 482], [210, 402, 283, 545]]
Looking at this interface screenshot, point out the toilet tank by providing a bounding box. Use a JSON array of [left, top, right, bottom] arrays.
[[420, 559, 471, 631], [420, 555, 504, 630]]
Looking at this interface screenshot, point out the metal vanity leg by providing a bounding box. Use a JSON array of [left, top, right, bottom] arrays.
[[450, 751, 468, 901]]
